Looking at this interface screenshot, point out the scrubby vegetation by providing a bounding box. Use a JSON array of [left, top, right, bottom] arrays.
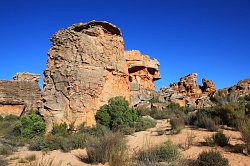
[[135, 140, 181, 165], [96, 97, 156, 134], [85, 132, 129, 165], [237, 117, 250, 154], [170, 116, 185, 134], [95, 97, 139, 130], [205, 131, 229, 147], [1, 95, 250, 165], [196, 151, 229, 166]]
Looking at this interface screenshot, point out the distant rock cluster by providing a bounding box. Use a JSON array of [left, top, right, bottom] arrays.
[[0, 21, 249, 130], [158, 73, 216, 108]]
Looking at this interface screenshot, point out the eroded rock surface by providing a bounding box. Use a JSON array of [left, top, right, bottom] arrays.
[[125, 50, 160, 106], [229, 79, 250, 96], [41, 21, 133, 129], [40, 21, 162, 129], [0, 73, 41, 116]]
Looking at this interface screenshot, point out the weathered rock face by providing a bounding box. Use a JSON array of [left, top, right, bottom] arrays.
[[40, 21, 132, 129], [125, 50, 160, 106], [0, 73, 41, 117], [159, 73, 216, 108], [229, 79, 250, 96], [202, 78, 216, 96]]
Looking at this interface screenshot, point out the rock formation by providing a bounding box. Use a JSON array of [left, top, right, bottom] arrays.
[[125, 50, 160, 106], [40, 21, 160, 129], [229, 79, 250, 96], [159, 73, 216, 108], [0, 72, 41, 117]]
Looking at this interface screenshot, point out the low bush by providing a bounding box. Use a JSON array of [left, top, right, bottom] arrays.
[[212, 131, 229, 147], [136, 108, 152, 117], [95, 97, 139, 130], [133, 116, 157, 132], [170, 116, 185, 134], [149, 109, 170, 120], [79, 123, 111, 137], [85, 132, 129, 165], [156, 140, 181, 162], [197, 151, 229, 166], [25, 154, 36, 162], [237, 118, 250, 154], [12, 113, 46, 139], [29, 132, 86, 152], [214, 104, 245, 127], [0, 115, 19, 137], [0, 145, 14, 156], [196, 111, 219, 131], [52, 123, 69, 137], [136, 140, 180, 164], [205, 131, 229, 147]]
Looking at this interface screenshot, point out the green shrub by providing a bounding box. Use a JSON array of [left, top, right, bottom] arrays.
[[136, 108, 152, 117], [0, 145, 14, 156], [29, 133, 86, 152], [85, 132, 129, 165], [196, 111, 219, 131], [133, 116, 157, 132], [156, 140, 181, 162], [205, 131, 229, 147], [0, 115, 20, 137], [170, 117, 185, 134], [29, 136, 46, 151], [150, 109, 169, 120], [95, 97, 139, 130], [214, 104, 245, 126], [25, 154, 36, 162], [79, 124, 111, 137], [237, 118, 250, 154], [4, 115, 19, 121], [197, 151, 229, 166], [212, 131, 229, 147], [167, 102, 181, 110], [52, 123, 69, 137], [13, 113, 45, 139], [136, 140, 180, 164], [115, 125, 136, 135]]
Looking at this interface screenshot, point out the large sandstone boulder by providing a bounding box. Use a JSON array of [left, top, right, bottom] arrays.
[[41, 21, 132, 129], [0, 73, 41, 117]]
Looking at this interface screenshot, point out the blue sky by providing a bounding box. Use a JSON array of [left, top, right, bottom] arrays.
[[0, 0, 249, 90]]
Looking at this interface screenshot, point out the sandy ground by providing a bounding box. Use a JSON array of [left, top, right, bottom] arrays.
[[6, 119, 250, 166]]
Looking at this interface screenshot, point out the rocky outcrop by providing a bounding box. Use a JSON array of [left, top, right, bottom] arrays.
[[0, 73, 41, 117], [41, 21, 161, 130], [40, 21, 161, 129], [202, 78, 216, 96], [125, 50, 160, 106], [159, 73, 216, 108], [229, 79, 250, 96]]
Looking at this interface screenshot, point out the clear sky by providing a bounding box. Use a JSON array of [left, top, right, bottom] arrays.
[[0, 0, 249, 90]]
